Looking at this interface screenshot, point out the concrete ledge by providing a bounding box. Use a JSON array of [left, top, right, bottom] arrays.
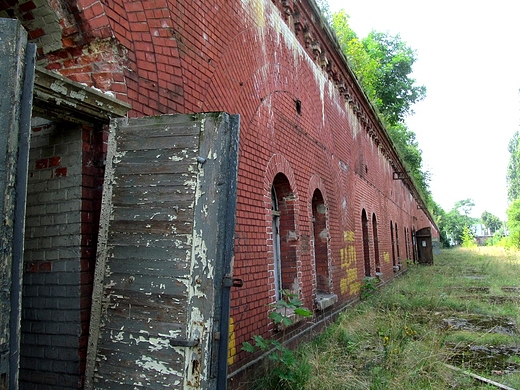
[[315, 293, 338, 311]]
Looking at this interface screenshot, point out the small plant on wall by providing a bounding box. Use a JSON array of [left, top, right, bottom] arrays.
[[360, 276, 379, 300], [242, 290, 312, 388]]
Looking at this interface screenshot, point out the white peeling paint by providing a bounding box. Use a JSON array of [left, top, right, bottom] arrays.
[[49, 80, 68, 95], [240, 0, 336, 128], [70, 89, 86, 101], [129, 334, 171, 352], [136, 355, 180, 376]]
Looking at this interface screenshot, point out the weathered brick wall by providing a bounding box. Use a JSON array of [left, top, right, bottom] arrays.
[[21, 118, 105, 388], [3, 0, 438, 385]]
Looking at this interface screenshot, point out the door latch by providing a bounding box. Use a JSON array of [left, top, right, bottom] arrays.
[[222, 275, 243, 288]]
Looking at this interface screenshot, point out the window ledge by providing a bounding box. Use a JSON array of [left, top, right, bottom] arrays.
[[315, 293, 338, 311]]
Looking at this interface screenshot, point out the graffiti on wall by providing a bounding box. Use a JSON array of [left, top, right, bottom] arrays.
[[339, 231, 360, 295]]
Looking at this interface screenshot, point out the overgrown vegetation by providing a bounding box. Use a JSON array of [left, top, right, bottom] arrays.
[[244, 248, 520, 389], [242, 290, 313, 389]]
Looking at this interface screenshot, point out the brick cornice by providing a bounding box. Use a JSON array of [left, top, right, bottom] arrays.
[[270, 0, 434, 225]]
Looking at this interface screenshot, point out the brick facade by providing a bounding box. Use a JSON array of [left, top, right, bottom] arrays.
[[2, 0, 438, 387]]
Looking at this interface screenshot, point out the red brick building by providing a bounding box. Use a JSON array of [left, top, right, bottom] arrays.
[[0, 0, 438, 388]]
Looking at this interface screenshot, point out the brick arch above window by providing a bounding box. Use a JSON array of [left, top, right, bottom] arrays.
[[264, 153, 298, 200], [308, 174, 327, 205]]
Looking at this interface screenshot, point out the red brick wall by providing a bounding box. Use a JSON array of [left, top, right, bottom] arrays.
[[13, 0, 439, 380]]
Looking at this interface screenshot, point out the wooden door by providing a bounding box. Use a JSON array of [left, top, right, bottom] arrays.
[[86, 113, 239, 389]]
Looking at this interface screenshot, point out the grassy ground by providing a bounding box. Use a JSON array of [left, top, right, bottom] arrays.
[[248, 247, 520, 389]]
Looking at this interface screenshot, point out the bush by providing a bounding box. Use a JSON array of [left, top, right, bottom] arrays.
[[461, 225, 476, 248]]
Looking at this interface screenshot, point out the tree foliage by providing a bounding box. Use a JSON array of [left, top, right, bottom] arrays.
[[441, 199, 478, 245], [331, 10, 426, 126], [315, 0, 331, 21], [330, 10, 431, 208], [507, 198, 520, 248], [481, 211, 502, 233], [507, 131, 520, 202], [461, 225, 476, 248], [454, 198, 475, 221], [362, 31, 426, 125]]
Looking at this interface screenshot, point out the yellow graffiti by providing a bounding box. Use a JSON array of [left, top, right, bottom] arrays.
[[343, 230, 355, 243], [339, 231, 359, 295], [383, 252, 390, 264], [228, 317, 235, 366], [350, 281, 361, 295], [340, 245, 357, 269], [340, 278, 349, 294], [346, 268, 357, 284], [341, 232, 357, 270]]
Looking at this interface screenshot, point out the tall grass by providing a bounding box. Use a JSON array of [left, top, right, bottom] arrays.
[[249, 247, 520, 389]]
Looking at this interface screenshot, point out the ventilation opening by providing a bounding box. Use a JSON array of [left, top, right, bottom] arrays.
[[295, 99, 301, 115]]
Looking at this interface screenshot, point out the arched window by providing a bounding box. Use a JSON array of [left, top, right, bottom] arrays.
[[372, 214, 380, 273], [271, 185, 282, 301], [271, 173, 297, 300], [390, 220, 397, 268], [404, 226, 410, 260], [395, 222, 400, 261], [312, 189, 329, 294], [361, 209, 371, 277], [411, 227, 417, 263]]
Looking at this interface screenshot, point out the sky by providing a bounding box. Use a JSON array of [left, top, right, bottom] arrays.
[[326, 0, 520, 220]]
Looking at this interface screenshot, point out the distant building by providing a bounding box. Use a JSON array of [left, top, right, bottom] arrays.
[[472, 224, 493, 246]]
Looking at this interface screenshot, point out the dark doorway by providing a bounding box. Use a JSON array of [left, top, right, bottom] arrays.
[[416, 227, 434, 265]]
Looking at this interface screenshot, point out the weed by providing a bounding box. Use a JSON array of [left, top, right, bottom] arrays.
[[360, 276, 379, 300], [298, 247, 520, 389], [242, 290, 312, 389]]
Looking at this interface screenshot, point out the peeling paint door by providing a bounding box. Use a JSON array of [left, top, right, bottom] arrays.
[[86, 113, 239, 389]]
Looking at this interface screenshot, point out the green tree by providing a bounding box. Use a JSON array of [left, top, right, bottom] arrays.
[[455, 198, 475, 224], [443, 200, 478, 245], [461, 225, 476, 248], [363, 31, 426, 125], [507, 131, 520, 202], [387, 122, 430, 197], [507, 198, 520, 248], [315, 0, 331, 21], [431, 202, 450, 247], [444, 208, 466, 245], [481, 211, 502, 233], [330, 11, 426, 125], [330, 9, 431, 210], [331, 10, 379, 102]]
